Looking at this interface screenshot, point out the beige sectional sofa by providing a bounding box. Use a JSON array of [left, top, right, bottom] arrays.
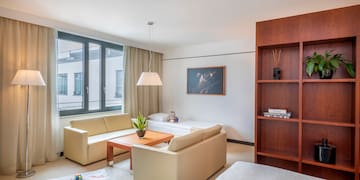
[[64, 114, 136, 165], [132, 125, 226, 180]]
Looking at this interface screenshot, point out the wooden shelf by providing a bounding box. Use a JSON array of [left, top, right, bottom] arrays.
[[258, 116, 298, 123], [256, 6, 359, 179], [257, 80, 299, 83], [257, 151, 299, 162], [302, 79, 355, 83], [302, 159, 355, 173], [302, 119, 355, 127]]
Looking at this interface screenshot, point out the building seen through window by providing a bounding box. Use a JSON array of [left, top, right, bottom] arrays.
[[57, 73, 68, 95], [73, 72, 83, 96]]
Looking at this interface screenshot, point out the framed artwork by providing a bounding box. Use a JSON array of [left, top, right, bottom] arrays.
[[187, 66, 226, 95]]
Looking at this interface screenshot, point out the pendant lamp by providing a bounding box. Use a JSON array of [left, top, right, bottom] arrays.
[[136, 21, 163, 86]]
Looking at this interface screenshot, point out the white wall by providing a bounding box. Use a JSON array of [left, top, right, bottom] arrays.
[[162, 39, 256, 142]]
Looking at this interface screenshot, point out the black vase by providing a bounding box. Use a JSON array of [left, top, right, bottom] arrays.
[[273, 67, 281, 80], [319, 69, 333, 79], [314, 138, 336, 164], [136, 130, 146, 138]]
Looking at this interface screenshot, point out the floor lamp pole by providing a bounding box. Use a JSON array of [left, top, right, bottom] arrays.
[[17, 85, 35, 178]]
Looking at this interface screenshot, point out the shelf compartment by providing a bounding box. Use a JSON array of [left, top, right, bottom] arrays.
[[302, 158, 355, 173], [302, 124, 355, 172], [258, 43, 299, 80], [303, 37, 356, 80], [258, 116, 298, 123], [302, 82, 355, 124], [257, 83, 299, 118], [257, 80, 299, 83], [258, 120, 298, 158], [302, 119, 355, 127], [302, 164, 355, 180], [257, 156, 299, 172]]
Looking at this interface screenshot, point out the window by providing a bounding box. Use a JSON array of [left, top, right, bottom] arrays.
[[57, 73, 68, 95], [115, 70, 123, 98], [73, 72, 83, 96], [56, 32, 124, 116]]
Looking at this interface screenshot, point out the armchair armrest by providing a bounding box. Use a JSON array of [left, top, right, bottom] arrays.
[[64, 126, 88, 165], [132, 144, 178, 180]]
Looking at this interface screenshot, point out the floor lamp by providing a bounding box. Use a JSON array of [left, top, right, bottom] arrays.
[[11, 70, 46, 178]]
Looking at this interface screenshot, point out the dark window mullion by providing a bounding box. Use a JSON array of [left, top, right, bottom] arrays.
[[84, 42, 89, 112], [100, 45, 106, 111]]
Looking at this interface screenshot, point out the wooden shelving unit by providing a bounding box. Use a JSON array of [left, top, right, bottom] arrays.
[[255, 5, 360, 179]]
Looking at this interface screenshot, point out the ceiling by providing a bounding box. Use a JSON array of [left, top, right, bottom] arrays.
[[0, 0, 359, 49]]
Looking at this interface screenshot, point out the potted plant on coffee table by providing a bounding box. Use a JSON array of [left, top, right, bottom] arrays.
[[305, 50, 355, 79], [133, 112, 148, 138]]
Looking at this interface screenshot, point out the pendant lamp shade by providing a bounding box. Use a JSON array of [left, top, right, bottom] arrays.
[[136, 72, 163, 86]]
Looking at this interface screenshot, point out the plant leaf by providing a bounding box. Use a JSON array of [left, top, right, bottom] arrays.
[[318, 59, 325, 71], [306, 61, 315, 77], [345, 63, 355, 78], [330, 59, 340, 69]]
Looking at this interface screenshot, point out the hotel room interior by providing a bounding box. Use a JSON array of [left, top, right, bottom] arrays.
[[0, 1, 360, 179]]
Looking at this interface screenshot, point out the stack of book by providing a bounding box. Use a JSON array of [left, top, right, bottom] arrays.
[[263, 108, 292, 119]]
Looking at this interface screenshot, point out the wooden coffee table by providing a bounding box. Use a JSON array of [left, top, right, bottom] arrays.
[[107, 130, 174, 169]]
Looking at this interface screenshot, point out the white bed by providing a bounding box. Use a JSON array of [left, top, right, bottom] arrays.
[[147, 119, 223, 136], [216, 161, 323, 180]]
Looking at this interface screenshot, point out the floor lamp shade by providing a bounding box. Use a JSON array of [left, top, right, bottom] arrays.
[[11, 69, 45, 178], [136, 72, 163, 86], [11, 70, 46, 86]]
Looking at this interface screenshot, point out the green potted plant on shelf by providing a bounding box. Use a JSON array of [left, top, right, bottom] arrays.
[[305, 50, 355, 79], [133, 112, 148, 138]]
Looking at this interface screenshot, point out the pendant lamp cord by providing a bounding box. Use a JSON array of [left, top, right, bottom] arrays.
[[148, 21, 153, 72]]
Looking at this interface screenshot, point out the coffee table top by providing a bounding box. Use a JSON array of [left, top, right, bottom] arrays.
[[107, 130, 174, 151]]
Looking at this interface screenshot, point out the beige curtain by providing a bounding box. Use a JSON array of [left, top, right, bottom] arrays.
[[0, 17, 57, 175], [124, 46, 163, 117]]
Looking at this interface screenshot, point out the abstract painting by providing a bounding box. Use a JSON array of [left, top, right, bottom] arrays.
[[187, 66, 225, 95]]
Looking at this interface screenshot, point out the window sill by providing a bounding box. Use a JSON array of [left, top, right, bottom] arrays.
[[60, 110, 124, 121]]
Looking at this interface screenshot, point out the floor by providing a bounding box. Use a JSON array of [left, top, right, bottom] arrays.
[[0, 142, 254, 180]]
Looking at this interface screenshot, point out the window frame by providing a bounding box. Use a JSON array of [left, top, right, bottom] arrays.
[[58, 32, 123, 116]]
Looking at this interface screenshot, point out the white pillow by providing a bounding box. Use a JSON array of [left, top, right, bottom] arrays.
[[148, 113, 170, 122]]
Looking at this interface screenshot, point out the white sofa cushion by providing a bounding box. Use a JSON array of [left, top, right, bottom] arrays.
[[168, 130, 203, 152], [88, 128, 137, 144]]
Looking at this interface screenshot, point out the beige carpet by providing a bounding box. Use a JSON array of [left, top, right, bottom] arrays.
[[0, 142, 254, 180]]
